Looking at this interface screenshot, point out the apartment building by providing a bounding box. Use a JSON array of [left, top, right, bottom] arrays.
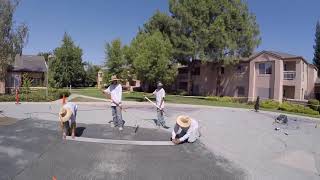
[[176, 51, 319, 102]]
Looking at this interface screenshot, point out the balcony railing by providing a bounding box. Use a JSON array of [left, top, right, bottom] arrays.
[[284, 71, 296, 80]]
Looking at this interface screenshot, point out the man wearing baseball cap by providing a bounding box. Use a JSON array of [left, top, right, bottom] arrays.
[[151, 82, 169, 128], [59, 102, 78, 139], [171, 115, 200, 145]]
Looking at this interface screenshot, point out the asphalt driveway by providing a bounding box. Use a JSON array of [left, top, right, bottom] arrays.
[[0, 118, 245, 180]]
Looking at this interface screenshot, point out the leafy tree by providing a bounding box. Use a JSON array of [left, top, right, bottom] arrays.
[[142, 10, 193, 62], [142, 0, 260, 94], [0, 0, 28, 93], [84, 62, 100, 87], [313, 21, 320, 75], [49, 33, 85, 88], [105, 39, 126, 78], [37, 51, 52, 62], [169, 0, 260, 95], [130, 31, 177, 91], [21, 73, 31, 94]]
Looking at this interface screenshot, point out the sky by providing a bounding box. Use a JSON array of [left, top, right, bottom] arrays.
[[14, 0, 320, 65]]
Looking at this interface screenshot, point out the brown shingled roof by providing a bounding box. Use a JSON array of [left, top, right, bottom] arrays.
[[11, 55, 47, 72]]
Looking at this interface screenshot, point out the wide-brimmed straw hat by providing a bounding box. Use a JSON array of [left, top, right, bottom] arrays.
[[59, 107, 73, 122], [176, 115, 192, 128], [109, 75, 121, 82]]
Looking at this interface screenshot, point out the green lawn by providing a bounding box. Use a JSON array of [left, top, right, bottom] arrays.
[[71, 88, 251, 108], [71, 88, 320, 118]]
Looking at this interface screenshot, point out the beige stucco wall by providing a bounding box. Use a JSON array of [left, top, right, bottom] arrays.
[[0, 81, 5, 94], [248, 54, 278, 101], [294, 60, 303, 99], [221, 63, 249, 97], [192, 62, 217, 96], [307, 65, 318, 98], [191, 62, 249, 96]]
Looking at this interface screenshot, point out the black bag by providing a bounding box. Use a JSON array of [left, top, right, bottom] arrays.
[[276, 114, 288, 124]]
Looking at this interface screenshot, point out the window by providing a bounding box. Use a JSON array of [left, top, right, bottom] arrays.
[[129, 80, 136, 86], [237, 86, 245, 97], [178, 68, 188, 74], [257, 87, 271, 99], [179, 82, 188, 90], [259, 62, 272, 74], [236, 65, 245, 74], [220, 67, 225, 74], [32, 78, 42, 86], [192, 67, 200, 75], [284, 64, 288, 71]]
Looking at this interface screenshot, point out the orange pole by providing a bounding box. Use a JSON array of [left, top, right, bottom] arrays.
[[15, 89, 20, 104], [62, 95, 66, 104]]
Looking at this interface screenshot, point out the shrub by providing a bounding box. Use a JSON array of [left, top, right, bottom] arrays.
[[0, 88, 70, 102], [307, 99, 319, 111], [205, 96, 236, 102], [177, 90, 188, 96], [260, 100, 280, 109], [56, 89, 71, 98], [278, 102, 319, 115]]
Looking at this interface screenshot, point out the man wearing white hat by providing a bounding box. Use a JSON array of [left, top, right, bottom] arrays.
[[171, 115, 200, 144], [103, 75, 124, 131], [59, 102, 78, 139], [151, 82, 169, 128]]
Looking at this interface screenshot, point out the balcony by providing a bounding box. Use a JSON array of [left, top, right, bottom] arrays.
[[284, 71, 296, 80]]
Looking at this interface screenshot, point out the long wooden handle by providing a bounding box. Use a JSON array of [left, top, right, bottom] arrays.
[[144, 96, 161, 109]]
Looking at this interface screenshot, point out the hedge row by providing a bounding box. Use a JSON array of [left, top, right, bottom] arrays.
[[260, 99, 319, 115], [0, 89, 70, 102], [206, 97, 319, 116], [205, 96, 248, 103]]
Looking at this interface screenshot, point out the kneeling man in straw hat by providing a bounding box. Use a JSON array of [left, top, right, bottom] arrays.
[[103, 75, 124, 131], [171, 115, 200, 145], [59, 102, 78, 139]]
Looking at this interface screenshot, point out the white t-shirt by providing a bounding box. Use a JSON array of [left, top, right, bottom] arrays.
[[172, 118, 199, 142], [153, 88, 165, 109], [104, 84, 122, 106], [63, 102, 78, 123]]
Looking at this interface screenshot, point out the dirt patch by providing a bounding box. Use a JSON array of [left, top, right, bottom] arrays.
[[0, 117, 17, 126], [69, 97, 106, 102]]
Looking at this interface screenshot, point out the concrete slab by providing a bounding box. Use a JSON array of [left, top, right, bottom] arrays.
[[0, 119, 245, 180]]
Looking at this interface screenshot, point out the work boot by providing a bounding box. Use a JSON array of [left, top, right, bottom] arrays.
[[162, 125, 170, 129], [110, 122, 115, 128]]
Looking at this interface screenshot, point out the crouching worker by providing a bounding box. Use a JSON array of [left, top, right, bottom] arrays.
[[59, 102, 78, 139], [171, 115, 200, 145]]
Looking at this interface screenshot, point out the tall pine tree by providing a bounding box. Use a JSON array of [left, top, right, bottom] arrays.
[[313, 21, 320, 76]]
